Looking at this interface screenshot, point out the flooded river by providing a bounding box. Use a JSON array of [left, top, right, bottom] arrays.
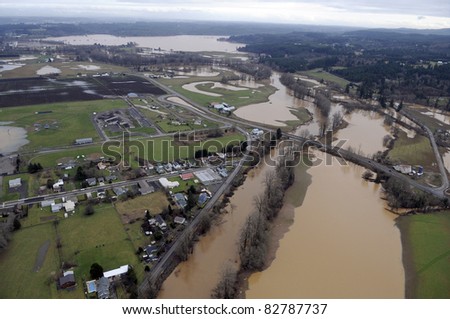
[[158, 163, 273, 298], [246, 160, 404, 298], [158, 70, 405, 299]]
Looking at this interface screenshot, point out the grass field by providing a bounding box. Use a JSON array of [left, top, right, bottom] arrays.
[[396, 212, 450, 298], [0, 201, 146, 298], [406, 105, 450, 133], [124, 133, 245, 167], [281, 108, 313, 131], [159, 73, 277, 108], [0, 222, 63, 298], [1, 99, 127, 151], [300, 68, 350, 89], [388, 131, 436, 170], [115, 191, 169, 223]]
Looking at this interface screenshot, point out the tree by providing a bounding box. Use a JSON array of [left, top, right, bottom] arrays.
[[90, 263, 104, 280], [276, 128, 283, 140], [186, 185, 197, 211], [211, 266, 238, 299], [84, 204, 95, 216], [74, 166, 87, 181], [13, 217, 21, 231]]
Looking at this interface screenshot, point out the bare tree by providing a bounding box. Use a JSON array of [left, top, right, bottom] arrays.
[[211, 265, 238, 299]]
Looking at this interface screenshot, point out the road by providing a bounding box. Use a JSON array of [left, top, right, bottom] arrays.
[[138, 153, 250, 296], [1, 168, 206, 210]]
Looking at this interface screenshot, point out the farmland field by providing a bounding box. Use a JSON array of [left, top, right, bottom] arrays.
[[0, 100, 127, 151], [0, 75, 166, 108]]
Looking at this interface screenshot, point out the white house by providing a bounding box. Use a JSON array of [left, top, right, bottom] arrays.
[[53, 179, 64, 190], [63, 201, 76, 212]]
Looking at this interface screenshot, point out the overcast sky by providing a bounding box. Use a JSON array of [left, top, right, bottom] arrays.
[[0, 0, 449, 29]]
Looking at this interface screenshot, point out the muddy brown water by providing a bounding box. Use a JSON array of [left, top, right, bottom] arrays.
[[158, 163, 274, 298], [246, 159, 404, 298]]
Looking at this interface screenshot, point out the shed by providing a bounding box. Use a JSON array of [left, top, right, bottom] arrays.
[[75, 137, 93, 145], [41, 200, 55, 208], [51, 203, 63, 213], [8, 178, 21, 188], [59, 273, 76, 289]]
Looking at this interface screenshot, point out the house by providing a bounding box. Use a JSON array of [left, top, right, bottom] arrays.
[[8, 178, 21, 188], [145, 245, 158, 256], [159, 177, 180, 189], [251, 128, 264, 137], [97, 162, 107, 170], [221, 106, 236, 113], [53, 179, 64, 190], [180, 172, 194, 181], [198, 192, 210, 207], [174, 193, 187, 208], [105, 175, 117, 182], [85, 178, 97, 187], [97, 177, 105, 184], [164, 163, 173, 172], [393, 164, 412, 175], [155, 215, 167, 230], [51, 203, 63, 213], [59, 272, 76, 289], [96, 277, 110, 299], [174, 216, 186, 225], [75, 137, 93, 145], [104, 265, 129, 280], [63, 201, 76, 212], [138, 180, 155, 195], [113, 187, 127, 197], [155, 165, 165, 174]]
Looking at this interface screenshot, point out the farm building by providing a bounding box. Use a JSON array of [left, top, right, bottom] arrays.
[[104, 265, 129, 280], [75, 137, 93, 145], [8, 178, 21, 188], [159, 177, 179, 189], [194, 169, 222, 185], [59, 271, 76, 290], [51, 203, 63, 213]]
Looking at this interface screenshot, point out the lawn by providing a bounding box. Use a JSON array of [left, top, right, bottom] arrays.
[[388, 131, 436, 170], [1, 173, 30, 202], [57, 203, 144, 285], [159, 73, 277, 108], [300, 68, 350, 89], [0, 222, 62, 298], [28, 145, 103, 168], [396, 212, 450, 298], [0, 99, 127, 151], [0, 200, 147, 298], [115, 191, 169, 223]]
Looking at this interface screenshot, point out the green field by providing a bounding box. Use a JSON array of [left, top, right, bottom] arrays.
[[0, 202, 145, 298], [388, 131, 436, 170], [0, 222, 64, 298], [397, 212, 450, 298], [300, 68, 350, 88], [0, 99, 127, 151], [27, 145, 103, 168], [159, 73, 277, 108]]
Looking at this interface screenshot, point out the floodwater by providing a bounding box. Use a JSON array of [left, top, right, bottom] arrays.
[[36, 65, 61, 75], [0, 63, 24, 72], [335, 110, 390, 156], [0, 125, 29, 155], [234, 73, 308, 126], [246, 160, 405, 298], [181, 82, 223, 97], [45, 35, 245, 53], [158, 163, 274, 298], [443, 149, 450, 174]]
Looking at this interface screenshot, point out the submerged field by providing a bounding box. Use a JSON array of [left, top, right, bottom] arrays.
[[397, 211, 450, 298], [0, 75, 165, 108]]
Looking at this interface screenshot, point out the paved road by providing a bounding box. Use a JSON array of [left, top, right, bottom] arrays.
[[1, 168, 205, 210]]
